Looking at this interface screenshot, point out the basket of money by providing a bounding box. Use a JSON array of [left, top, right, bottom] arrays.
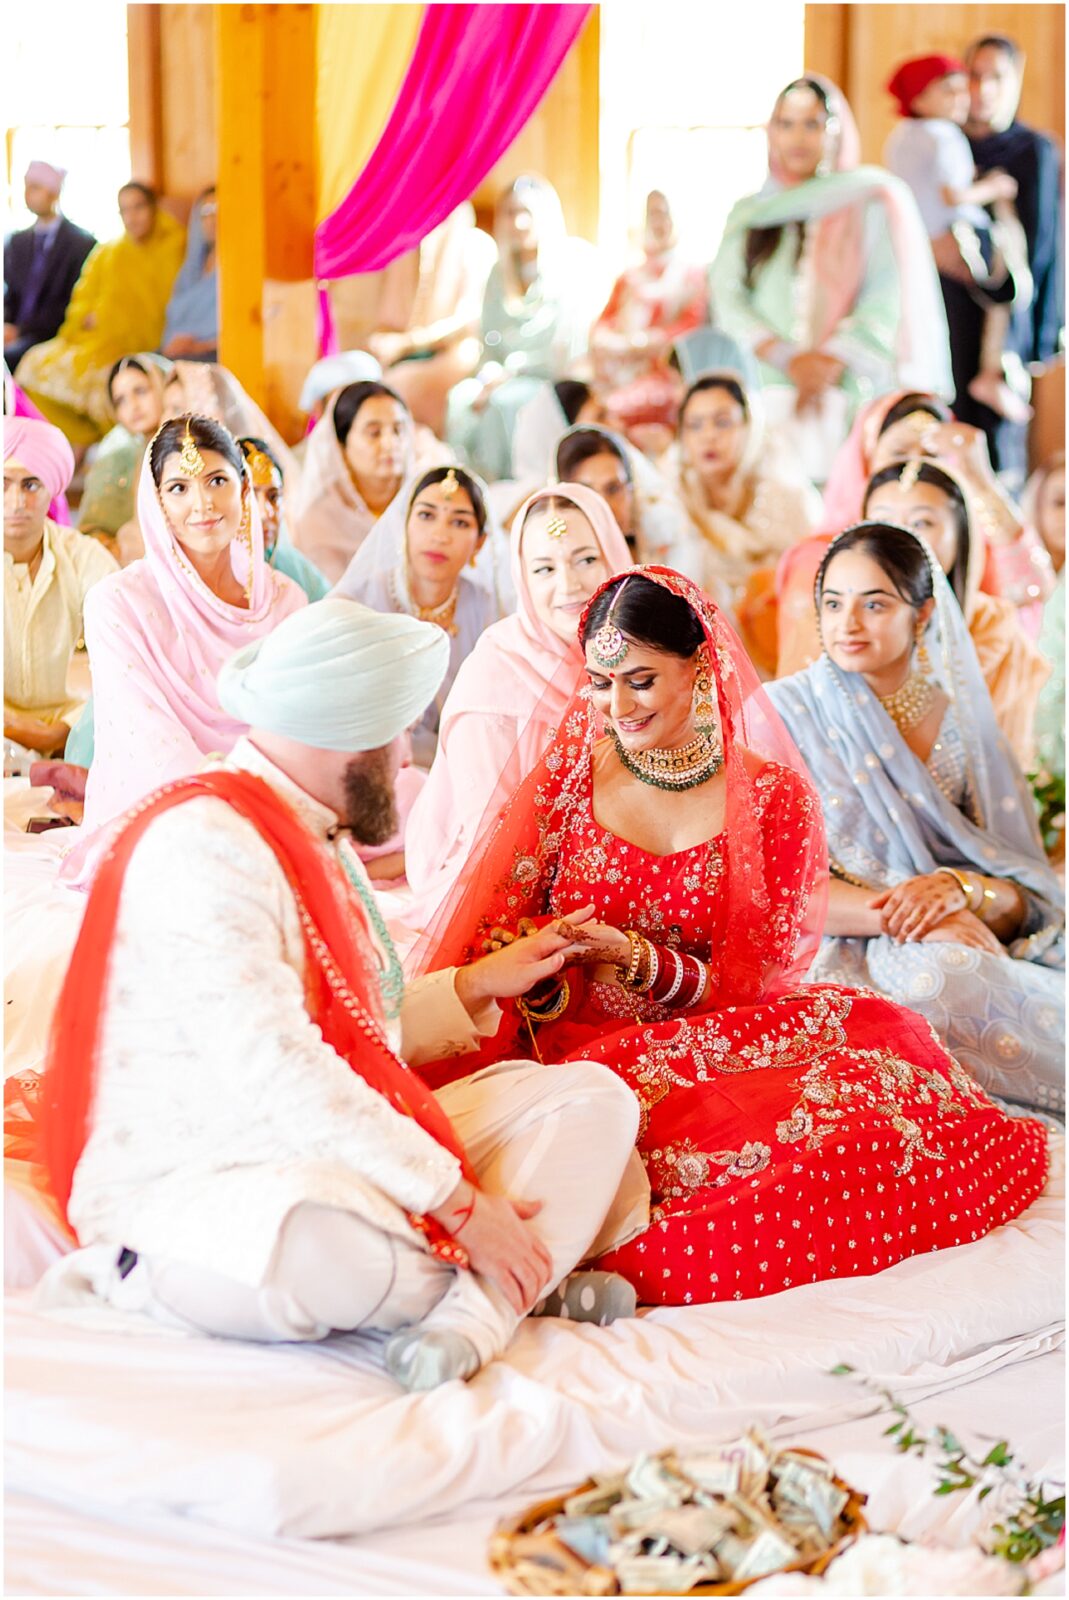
[[489, 1431, 867, 1596]]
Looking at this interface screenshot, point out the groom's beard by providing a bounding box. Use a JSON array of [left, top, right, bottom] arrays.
[[340, 748, 398, 845]]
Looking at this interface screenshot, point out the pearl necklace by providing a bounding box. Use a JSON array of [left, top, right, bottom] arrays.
[[610, 727, 724, 791], [878, 670, 936, 734]]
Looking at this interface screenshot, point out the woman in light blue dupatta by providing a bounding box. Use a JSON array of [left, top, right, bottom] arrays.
[[768, 521, 1064, 1115], [161, 190, 218, 362]]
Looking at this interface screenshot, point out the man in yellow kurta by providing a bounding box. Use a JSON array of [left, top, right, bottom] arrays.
[[4, 418, 117, 755], [14, 183, 184, 446]]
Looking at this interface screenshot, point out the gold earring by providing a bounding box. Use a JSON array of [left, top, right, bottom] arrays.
[[692, 646, 716, 731], [914, 627, 931, 676], [240, 499, 254, 603]]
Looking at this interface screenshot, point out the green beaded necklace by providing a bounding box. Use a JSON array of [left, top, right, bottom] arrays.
[[609, 727, 724, 792], [337, 841, 406, 1021]]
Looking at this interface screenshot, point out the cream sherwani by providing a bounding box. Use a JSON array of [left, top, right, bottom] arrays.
[[44, 740, 647, 1359], [4, 518, 117, 725]]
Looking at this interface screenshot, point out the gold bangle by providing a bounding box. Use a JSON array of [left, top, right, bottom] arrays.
[[517, 979, 570, 1024], [622, 930, 645, 987], [976, 886, 998, 924], [632, 937, 658, 992], [936, 865, 976, 907]]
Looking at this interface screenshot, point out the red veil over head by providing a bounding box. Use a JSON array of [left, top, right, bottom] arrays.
[[413, 567, 828, 1072]]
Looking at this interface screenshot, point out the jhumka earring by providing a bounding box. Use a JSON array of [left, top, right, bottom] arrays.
[[239, 496, 254, 604], [177, 419, 205, 477], [591, 578, 632, 669], [914, 622, 932, 677], [691, 645, 717, 733]]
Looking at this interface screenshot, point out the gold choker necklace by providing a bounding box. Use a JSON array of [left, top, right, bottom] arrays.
[[390, 571, 459, 636], [878, 670, 936, 733], [610, 728, 724, 791]]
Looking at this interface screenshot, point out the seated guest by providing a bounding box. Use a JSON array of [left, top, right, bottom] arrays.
[[769, 522, 1064, 1114], [446, 175, 601, 482], [590, 190, 706, 441], [64, 415, 305, 870], [4, 161, 95, 370], [4, 366, 73, 525], [710, 75, 951, 483], [660, 371, 822, 670], [37, 599, 644, 1388], [778, 389, 1055, 676], [160, 188, 217, 362], [405, 484, 631, 910], [4, 419, 117, 757], [554, 423, 699, 577], [333, 466, 506, 768], [237, 438, 328, 602], [367, 202, 497, 436], [511, 377, 610, 482], [297, 350, 384, 430], [77, 353, 172, 545], [15, 182, 185, 446], [864, 459, 1049, 768], [292, 381, 415, 584]]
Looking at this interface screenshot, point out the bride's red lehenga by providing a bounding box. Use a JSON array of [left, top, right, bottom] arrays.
[[416, 569, 1049, 1306]]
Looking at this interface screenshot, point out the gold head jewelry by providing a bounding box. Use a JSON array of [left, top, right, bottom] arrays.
[[692, 645, 716, 732], [897, 457, 923, 494], [441, 467, 461, 498], [591, 577, 631, 670], [901, 409, 935, 437], [177, 420, 205, 478], [243, 445, 276, 490], [545, 514, 569, 540]]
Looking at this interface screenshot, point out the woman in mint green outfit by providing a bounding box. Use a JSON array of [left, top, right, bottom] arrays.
[[710, 76, 951, 482]]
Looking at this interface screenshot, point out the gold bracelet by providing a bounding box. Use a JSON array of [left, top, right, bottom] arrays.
[[936, 865, 977, 908], [632, 937, 658, 993], [622, 930, 645, 987], [976, 885, 998, 923]]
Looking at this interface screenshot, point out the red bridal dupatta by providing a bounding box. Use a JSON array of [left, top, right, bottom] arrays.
[[413, 567, 829, 1085], [39, 768, 474, 1250]]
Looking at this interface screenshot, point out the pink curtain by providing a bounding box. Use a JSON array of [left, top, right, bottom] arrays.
[[314, 4, 592, 281]]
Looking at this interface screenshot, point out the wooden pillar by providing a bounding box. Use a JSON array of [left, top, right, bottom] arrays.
[[216, 4, 267, 402], [803, 5, 850, 91], [127, 4, 163, 188], [215, 4, 317, 425]]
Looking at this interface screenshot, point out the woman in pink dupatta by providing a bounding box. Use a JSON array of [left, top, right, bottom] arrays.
[[777, 388, 1055, 676], [404, 483, 631, 922], [61, 414, 305, 885]]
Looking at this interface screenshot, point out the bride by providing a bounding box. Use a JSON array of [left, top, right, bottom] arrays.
[[412, 568, 1048, 1306]]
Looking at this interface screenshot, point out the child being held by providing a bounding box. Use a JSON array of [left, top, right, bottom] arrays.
[[884, 52, 1032, 425]]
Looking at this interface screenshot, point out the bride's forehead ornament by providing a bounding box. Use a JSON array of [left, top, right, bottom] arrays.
[[591, 576, 632, 670], [441, 466, 461, 498], [545, 514, 569, 540], [177, 419, 205, 477]]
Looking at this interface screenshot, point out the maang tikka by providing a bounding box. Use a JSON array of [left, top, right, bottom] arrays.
[[591, 577, 632, 669], [178, 419, 205, 477]]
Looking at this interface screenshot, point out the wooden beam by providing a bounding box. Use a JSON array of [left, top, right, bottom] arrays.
[[127, 4, 163, 189], [216, 3, 266, 400], [263, 3, 317, 281]]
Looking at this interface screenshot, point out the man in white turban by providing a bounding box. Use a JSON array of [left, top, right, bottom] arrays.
[[39, 599, 647, 1390]]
